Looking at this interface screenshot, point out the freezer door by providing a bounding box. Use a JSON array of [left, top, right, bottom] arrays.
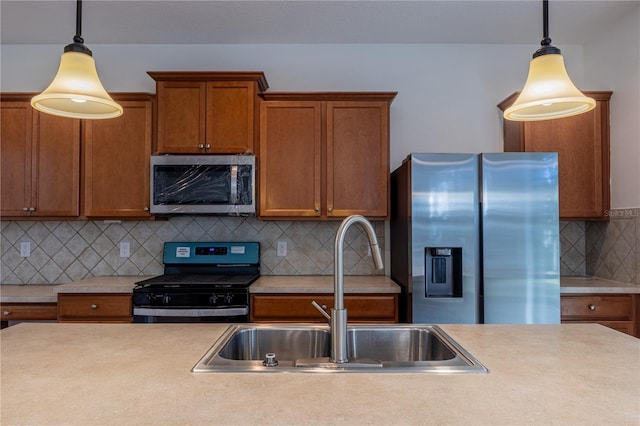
[[409, 153, 480, 324], [481, 153, 560, 324]]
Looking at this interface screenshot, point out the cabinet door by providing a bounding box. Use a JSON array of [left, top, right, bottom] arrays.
[[500, 91, 611, 220], [206, 81, 256, 153], [0, 100, 79, 217], [259, 101, 322, 217], [327, 101, 390, 218], [0, 101, 32, 216], [156, 81, 206, 153], [32, 112, 80, 216], [83, 99, 153, 217]]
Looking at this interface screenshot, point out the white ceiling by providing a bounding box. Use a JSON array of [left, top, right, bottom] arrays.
[[1, 1, 638, 46]]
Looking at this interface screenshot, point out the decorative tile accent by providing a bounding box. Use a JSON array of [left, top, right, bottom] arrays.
[[0, 217, 384, 285]]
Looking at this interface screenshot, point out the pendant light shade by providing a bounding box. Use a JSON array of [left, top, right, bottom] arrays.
[[504, 0, 595, 121], [31, 0, 122, 119]]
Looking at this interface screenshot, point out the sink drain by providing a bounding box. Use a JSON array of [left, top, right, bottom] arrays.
[[263, 352, 279, 367]]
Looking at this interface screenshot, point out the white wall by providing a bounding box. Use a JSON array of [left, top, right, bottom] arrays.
[[584, 5, 640, 209], [1, 43, 587, 171]]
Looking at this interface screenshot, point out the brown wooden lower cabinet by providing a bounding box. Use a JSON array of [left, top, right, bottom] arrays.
[[1, 303, 57, 328], [561, 294, 639, 338], [57, 294, 132, 323], [250, 294, 398, 323]]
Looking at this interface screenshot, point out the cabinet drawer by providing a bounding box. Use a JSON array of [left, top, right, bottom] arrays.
[[561, 295, 633, 320], [1, 303, 57, 321], [57, 294, 132, 322], [250, 294, 398, 323]]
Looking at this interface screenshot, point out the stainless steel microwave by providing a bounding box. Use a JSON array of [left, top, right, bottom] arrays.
[[150, 155, 255, 215]]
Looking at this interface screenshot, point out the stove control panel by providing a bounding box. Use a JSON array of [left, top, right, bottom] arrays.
[[162, 242, 259, 265]]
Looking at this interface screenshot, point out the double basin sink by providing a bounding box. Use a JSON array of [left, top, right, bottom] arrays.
[[192, 324, 488, 373]]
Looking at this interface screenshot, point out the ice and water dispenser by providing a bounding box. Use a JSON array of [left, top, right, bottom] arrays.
[[424, 247, 462, 298]]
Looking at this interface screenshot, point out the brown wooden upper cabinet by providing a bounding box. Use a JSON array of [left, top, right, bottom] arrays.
[[82, 94, 154, 218], [498, 91, 612, 220], [258, 92, 396, 220], [1, 94, 80, 218], [148, 72, 268, 154]]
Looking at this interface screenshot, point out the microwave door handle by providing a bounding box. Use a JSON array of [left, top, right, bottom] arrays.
[[230, 165, 238, 204]]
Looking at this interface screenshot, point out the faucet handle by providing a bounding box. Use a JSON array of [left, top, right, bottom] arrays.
[[311, 300, 331, 321]]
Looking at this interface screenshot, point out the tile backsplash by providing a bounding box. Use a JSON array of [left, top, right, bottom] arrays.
[[0, 217, 385, 284], [2, 209, 638, 285], [561, 208, 639, 285]]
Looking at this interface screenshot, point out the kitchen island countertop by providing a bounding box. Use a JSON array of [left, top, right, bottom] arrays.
[[1, 322, 638, 425]]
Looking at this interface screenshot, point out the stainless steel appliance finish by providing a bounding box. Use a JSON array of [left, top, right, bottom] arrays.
[[191, 324, 488, 373], [390, 153, 560, 324], [150, 154, 255, 215], [133, 242, 259, 323]]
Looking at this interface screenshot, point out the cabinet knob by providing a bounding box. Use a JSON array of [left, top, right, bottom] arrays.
[[328, 207, 333, 213], [22, 207, 29, 211], [29, 207, 35, 211], [205, 144, 211, 149], [198, 144, 204, 149], [3, 311, 10, 316], [314, 207, 320, 212], [90, 304, 98, 310], [143, 207, 149, 211], [588, 304, 596, 311]]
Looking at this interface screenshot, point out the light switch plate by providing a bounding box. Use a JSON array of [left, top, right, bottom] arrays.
[[277, 241, 287, 257], [20, 242, 30, 257], [119, 242, 130, 258]]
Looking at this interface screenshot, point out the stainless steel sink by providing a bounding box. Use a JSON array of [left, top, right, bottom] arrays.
[[192, 324, 488, 373]]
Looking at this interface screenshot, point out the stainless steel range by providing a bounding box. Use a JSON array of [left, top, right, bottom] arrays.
[[133, 242, 259, 323]]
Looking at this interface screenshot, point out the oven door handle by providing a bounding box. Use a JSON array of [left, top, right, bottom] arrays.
[[133, 307, 248, 317]]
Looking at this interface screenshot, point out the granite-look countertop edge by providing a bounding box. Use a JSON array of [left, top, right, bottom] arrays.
[[249, 275, 401, 294], [560, 276, 640, 294], [0, 285, 59, 303]]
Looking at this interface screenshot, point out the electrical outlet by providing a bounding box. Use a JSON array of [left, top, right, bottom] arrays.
[[20, 242, 31, 257], [119, 242, 131, 258], [277, 241, 287, 257]]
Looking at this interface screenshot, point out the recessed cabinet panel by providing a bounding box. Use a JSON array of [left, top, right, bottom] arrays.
[[156, 81, 206, 153], [327, 101, 389, 217], [0, 96, 80, 218], [0, 102, 32, 216], [82, 96, 153, 217], [259, 102, 322, 217]]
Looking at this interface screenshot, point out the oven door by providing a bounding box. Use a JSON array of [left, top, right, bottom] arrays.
[[133, 307, 249, 323], [150, 154, 255, 215]]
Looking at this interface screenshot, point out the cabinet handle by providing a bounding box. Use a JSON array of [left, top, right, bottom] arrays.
[[3, 311, 10, 316], [588, 304, 596, 311], [90, 304, 98, 310]]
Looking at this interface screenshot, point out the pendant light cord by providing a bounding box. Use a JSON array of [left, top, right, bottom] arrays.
[[74, 0, 84, 44], [534, 0, 560, 57]]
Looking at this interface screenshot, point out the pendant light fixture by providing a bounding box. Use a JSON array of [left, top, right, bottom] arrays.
[[504, 0, 595, 121], [31, 0, 122, 119]]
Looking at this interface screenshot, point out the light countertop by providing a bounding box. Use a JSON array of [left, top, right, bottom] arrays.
[[0, 284, 58, 303], [250, 275, 401, 293], [560, 276, 640, 294], [53, 276, 154, 294], [0, 322, 638, 425]]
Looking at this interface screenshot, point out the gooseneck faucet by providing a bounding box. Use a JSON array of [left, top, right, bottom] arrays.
[[313, 215, 384, 364]]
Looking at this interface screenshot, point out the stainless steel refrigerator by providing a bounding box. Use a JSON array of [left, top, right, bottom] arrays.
[[390, 153, 560, 324]]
